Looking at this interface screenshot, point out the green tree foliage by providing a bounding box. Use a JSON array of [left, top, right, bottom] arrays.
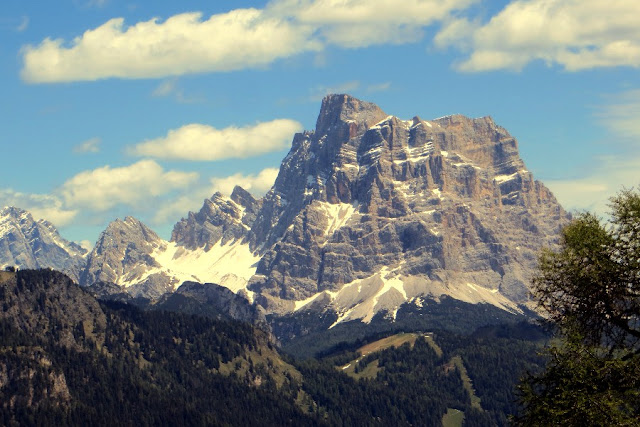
[[516, 189, 640, 426]]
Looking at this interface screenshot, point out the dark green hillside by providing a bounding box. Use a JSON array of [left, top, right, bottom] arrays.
[[276, 296, 534, 359], [0, 269, 547, 426], [0, 270, 313, 426]]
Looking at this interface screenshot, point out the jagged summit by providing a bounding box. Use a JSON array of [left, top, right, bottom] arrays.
[[171, 186, 261, 251], [315, 94, 388, 136], [0, 206, 86, 281], [80, 216, 167, 295], [243, 95, 569, 321]]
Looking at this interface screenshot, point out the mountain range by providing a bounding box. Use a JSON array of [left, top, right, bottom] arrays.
[[0, 94, 569, 330]]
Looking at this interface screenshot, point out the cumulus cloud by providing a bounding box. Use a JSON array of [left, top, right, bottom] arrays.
[[210, 168, 279, 196], [128, 119, 302, 161], [21, 9, 321, 83], [21, 0, 475, 82], [73, 137, 101, 153], [60, 159, 198, 211], [435, 0, 640, 72], [0, 189, 78, 226], [276, 0, 476, 48], [153, 168, 279, 224]]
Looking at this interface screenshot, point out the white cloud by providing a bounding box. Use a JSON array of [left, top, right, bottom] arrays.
[[153, 168, 279, 224], [152, 78, 202, 104], [366, 82, 391, 93], [73, 137, 101, 153], [128, 119, 302, 161], [210, 168, 279, 197], [87, 0, 108, 7], [0, 189, 77, 226], [21, 9, 321, 83], [546, 156, 640, 216], [546, 89, 640, 216], [76, 240, 94, 251], [60, 159, 198, 211], [276, 0, 476, 48], [21, 1, 475, 83], [436, 0, 640, 72], [152, 78, 178, 97], [16, 16, 29, 32]]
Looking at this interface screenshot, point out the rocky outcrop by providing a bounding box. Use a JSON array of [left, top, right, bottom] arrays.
[[79, 217, 174, 298], [245, 95, 569, 321], [171, 186, 260, 250], [0, 207, 87, 282]]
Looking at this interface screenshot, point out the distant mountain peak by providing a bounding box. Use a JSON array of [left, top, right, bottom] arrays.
[[0, 206, 87, 281]]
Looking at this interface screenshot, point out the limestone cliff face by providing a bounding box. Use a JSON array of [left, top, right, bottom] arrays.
[[243, 95, 568, 319]]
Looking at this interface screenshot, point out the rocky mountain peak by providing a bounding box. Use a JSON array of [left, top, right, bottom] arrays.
[[80, 216, 166, 292], [0, 95, 570, 328], [0, 206, 87, 282], [315, 93, 388, 139], [171, 186, 259, 251], [246, 95, 569, 320]]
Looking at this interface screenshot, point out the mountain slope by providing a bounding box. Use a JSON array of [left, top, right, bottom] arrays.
[[0, 269, 545, 426], [80, 215, 259, 299], [0, 206, 87, 282]]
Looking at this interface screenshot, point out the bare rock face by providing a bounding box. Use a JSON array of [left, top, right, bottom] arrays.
[[79, 217, 174, 298], [245, 95, 569, 321], [171, 186, 260, 250], [0, 207, 87, 283]]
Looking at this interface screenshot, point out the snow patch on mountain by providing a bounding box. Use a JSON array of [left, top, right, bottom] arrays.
[[115, 239, 260, 297], [317, 201, 358, 239]]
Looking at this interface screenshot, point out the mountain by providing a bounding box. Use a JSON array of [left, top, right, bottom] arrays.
[[0, 94, 569, 328], [79, 213, 259, 299], [0, 206, 87, 282], [189, 94, 567, 323]]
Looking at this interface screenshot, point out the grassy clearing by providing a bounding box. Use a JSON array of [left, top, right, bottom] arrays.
[[450, 355, 482, 409], [358, 332, 419, 356], [338, 332, 438, 380], [442, 408, 465, 427]]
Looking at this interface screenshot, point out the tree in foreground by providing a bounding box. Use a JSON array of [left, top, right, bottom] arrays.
[[515, 188, 640, 426]]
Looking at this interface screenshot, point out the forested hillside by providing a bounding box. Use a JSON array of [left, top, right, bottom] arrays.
[[0, 269, 546, 426]]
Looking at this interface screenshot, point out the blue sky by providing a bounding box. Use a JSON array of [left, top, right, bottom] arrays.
[[1, 0, 639, 247]]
